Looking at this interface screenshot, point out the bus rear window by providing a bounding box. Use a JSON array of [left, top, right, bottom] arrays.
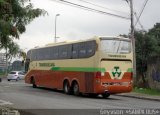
[[100, 39, 131, 54]]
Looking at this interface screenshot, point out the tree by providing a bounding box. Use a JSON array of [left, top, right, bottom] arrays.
[[0, 0, 47, 49], [148, 23, 160, 53], [6, 40, 20, 61], [135, 23, 160, 87], [0, 0, 47, 75]]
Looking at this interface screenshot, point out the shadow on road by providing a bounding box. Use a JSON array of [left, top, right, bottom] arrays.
[[28, 86, 121, 100], [19, 109, 101, 115]]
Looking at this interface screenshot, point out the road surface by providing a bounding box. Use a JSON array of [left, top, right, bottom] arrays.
[[0, 78, 160, 115]]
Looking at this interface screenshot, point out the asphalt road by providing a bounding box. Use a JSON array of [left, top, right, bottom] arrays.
[[0, 78, 160, 115]]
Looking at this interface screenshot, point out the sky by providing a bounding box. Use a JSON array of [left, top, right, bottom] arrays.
[[13, 0, 160, 55]]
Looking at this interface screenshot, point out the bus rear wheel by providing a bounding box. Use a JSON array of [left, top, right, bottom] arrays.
[[102, 93, 110, 98], [73, 82, 80, 96], [31, 77, 37, 88], [63, 81, 71, 94]]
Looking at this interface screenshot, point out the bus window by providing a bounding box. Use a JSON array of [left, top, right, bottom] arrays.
[[72, 43, 79, 59], [118, 41, 131, 53], [100, 39, 131, 54], [31, 49, 37, 61], [78, 42, 87, 58], [59, 44, 72, 59], [86, 41, 96, 57], [72, 40, 96, 59], [50, 46, 59, 59]]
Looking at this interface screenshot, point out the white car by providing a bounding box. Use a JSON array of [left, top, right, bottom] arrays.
[[7, 71, 25, 81]]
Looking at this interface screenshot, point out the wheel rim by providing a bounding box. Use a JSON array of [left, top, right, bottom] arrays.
[[64, 83, 69, 93], [73, 83, 79, 95]]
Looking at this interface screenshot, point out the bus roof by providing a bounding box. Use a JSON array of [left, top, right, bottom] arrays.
[[30, 36, 130, 50]]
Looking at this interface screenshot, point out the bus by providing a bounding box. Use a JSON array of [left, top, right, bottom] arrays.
[[25, 36, 133, 98]]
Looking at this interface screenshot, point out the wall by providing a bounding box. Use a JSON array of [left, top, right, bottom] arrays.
[[147, 56, 160, 90]]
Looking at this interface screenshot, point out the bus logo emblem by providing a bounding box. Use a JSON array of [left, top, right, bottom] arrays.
[[112, 66, 121, 78]]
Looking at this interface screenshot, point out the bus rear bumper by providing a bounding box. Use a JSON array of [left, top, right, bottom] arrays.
[[95, 85, 132, 94]]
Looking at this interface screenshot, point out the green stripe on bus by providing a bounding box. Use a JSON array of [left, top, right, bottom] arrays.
[[50, 67, 106, 72], [127, 68, 133, 72]]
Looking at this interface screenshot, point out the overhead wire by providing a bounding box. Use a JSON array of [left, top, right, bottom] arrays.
[[78, 0, 129, 15], [51, 0, 130, 20], [135, 0, 149, 27], [134, 12, 145, 30], [125, 0, 146, 30]]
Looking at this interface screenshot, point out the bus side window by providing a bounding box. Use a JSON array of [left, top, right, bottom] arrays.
[[38, 48, 46, 60], [86, 41, 96, 57], [44, 48, 51, 60], [59, 45, 72, 59], [72, 40, 96, 59], [78, 42, 87, 58], [36, 49, 40, 60], [59, 45, 65, 59], [72, 44, 79, 59], [50, 46, 59, 59], [67, 44, 72, 59], [31, 50, 36, 61], [39, 48, 44, 60]]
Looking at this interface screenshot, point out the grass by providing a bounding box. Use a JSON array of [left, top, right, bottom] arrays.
[[133, 87, 160, 96]]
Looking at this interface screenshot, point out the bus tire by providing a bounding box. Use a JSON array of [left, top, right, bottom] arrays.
[[73, 81, 80, 96], [31, 77, 37, 88], [102, 93, 110, 98], [63, 81, 71, 94]]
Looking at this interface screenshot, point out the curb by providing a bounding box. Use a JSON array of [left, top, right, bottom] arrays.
[[114, 94, 160, 101], [0, 106, 20, 115]]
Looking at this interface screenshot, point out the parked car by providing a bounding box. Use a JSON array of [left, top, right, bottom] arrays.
[[7, 71, 25, 81]]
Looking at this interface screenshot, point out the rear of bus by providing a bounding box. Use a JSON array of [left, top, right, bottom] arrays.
[[95, 37, 133, 96]]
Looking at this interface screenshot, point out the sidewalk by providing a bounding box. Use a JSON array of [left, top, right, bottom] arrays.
[[115, 92, 160, 101]]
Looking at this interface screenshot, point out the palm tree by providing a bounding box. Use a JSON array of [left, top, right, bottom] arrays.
[[0, 37, 20, 76]]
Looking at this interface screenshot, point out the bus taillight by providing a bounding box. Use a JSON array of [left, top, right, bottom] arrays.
[[96, 72, 101, 78], [95, 72, 101, 83]]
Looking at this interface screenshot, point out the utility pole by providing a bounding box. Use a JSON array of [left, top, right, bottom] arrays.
[[130, 0, 137, 82]]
